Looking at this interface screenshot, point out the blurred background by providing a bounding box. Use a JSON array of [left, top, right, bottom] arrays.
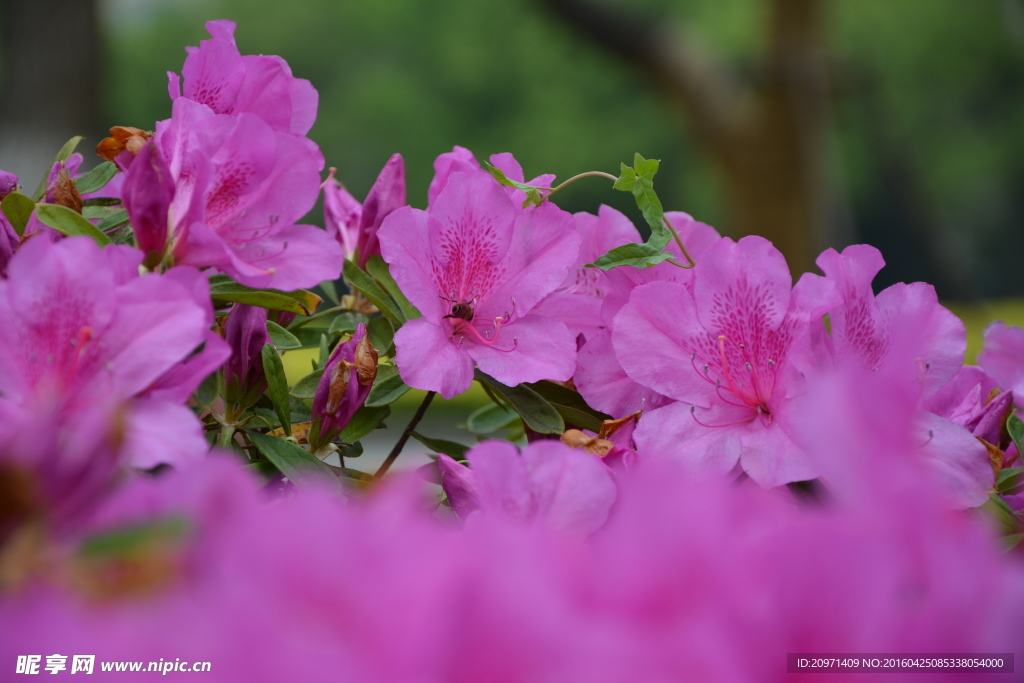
[[3, 0, 1024, 299]]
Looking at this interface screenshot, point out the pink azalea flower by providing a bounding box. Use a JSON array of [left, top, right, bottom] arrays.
[[168, 20, 318, 136], [0, 168, 17, 198], [816, 244, 993, 508], [0, 237, 218, 521], [614, 236, 839, 488], [979, 321, 1024, 401], [155, 98, 343, 290], [379, 168, 581, 398], [427, 146, 555, 207], [923, 366, 1012, 446], [437, 440, 617, 534], [575, 211, 721, 417], [321, 154, 405, 268]]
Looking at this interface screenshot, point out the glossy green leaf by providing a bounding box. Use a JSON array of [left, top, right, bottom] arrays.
[[474, 371, 564, 434], [411, 432, 470, 461], [247, 431, 342, 491], [342, 259, 404, 324], [589, 242, 675, 270], [997, 466, 1024, 497], [319, 279, 339, 304], [34, 203, 111, 246], [338, 405, 391, 443], [95, 209, 130, 233], [365, 255, 421, 321], [266, 320, 302, 350], [33, 136, 84, 199], [365, 364, 411, 407], [368, 315, 395, 356], [327, 311, 369, 336], [83, 197, 121, 207], [261, 344, 291, 436], [318, 333, 330, 368], [526, 380, 611, 433], [290, 368, 325, 399], [465, 401, 520, 434], [81, 204, 122, 220], [484, 161, 547, 206], [1, 192, 35, 236], [1007, 414, 1024, 459], [208, 274, 322, 315], [73, 161, 119, 195]]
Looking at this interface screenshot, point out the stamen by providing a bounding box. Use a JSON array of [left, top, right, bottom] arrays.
[[64, 326, 94, 387], [689, 404, 757, 429]]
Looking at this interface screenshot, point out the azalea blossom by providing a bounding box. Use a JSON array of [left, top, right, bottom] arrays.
[[379, 166, 580, 399], [614, 236, 838, 487], [168, 20, 318, 136], [155, 97, 343, 290], [0, 237, 218, 521], [321, 154, 405, 268]]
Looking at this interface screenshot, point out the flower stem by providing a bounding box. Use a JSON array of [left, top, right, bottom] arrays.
[[374, 391, 437, 478], [540, 171, 618, 201], [216, 423, 237, 451]]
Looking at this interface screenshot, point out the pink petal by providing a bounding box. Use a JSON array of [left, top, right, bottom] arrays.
[[393, 318, 475, 399], [468, 313, 577, 386]]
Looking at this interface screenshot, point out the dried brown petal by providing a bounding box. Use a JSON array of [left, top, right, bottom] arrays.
[[95, 126, 153, 163], [326, 360, 353, 414], [355, 335, 379, 386], [53, 168, 83, 214], [560, 428, 614, 457], [598, 411, 642, 441]]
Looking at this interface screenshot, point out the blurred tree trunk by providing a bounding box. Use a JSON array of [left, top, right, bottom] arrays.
[[0, 0, 100, 185], [540, 0, 845, 275]]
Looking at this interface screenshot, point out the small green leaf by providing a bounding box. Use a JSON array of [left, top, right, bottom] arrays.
[[95, 208, 130, 233], [33, 136, 85, 200], [319, 279, 339, 304], [474, 370, 564, 434], [997, 466, 1024, 497], [318, 333, 330, 368], [338, 405, 391, 443], [194, 370, 222, 408], [328, 311, 369, 336], [73, 161, 119, 195], [365, 365, 411, 407], [208, 274, 322, 315], [368, 315, 395, 356], [266, 320, 301, 350], [588, 242, 675, 270], [465, 401, 520, 434], [526, 380, 611, 433], [290, 368, 325, 399], [83, 197, 121, 207], [1007, 414, 1024, 459], [484, 161, 549, 207], [337, 441, 363, 459], [365, 255, 421, 321], [34, 203, 111, 246], [983, 493, 1022, 535], [81, 205, 122, 220], [343, 259, 404, 324], [247, 431, 342, 491], [411, 432, 470, 461], [261, 344, 291, 437], [1, 192, 35, 236]]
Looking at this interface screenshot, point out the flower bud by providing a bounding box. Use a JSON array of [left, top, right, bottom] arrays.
[[122, 141, 175, 269], [309, 324, 377, 450]]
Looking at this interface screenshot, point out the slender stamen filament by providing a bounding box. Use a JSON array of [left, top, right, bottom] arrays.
[[64, 326, 94, 387], [689, 404, 757, 429]]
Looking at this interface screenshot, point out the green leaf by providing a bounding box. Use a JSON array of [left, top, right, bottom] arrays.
[[73, 161, 119, 195], [319, 279, 339, 304], [526, 380, 611, 433], [1, 192, 35, 236], [338, 405, 391, 443], [328, 311, 369, 336], [95, 208, 130, 233], [365, 255, 421, 321], [474, 370, 564, 434], [465, 401, 520, 434], [34, 203, 111, 246], [368, 315, 395, 356], [983, 493, 1022, 535], [337, 441, 364, 459], [79, 517, 188, 557], [266, 320, 301, 350], [1007, 414, 1024, 459], [997, 466, 1024, 497], [290, 368, 325, 399], [247, 431, 342, 491], [208, 274, 322, 315], [342, 259, 404, 324], [365, 364, 411, 407], [318, 333, 330, 368], [83, 197, 121, 207], [82, 205, 122, 221], [194, 370, 222, 408], [33, 136, 84, 200], [588, 242, 676, 270], [484, 161, 549, 207], [261, 344, 291, 437], [411, 432, 470, 460]]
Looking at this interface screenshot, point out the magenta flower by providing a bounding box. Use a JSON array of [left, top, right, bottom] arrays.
[[168, 20, 318, 136], [427, 146, 555, 207], [614, 236, 839, 487], [437, 440, 617, 534], [379, 169, 581, 398], [156, 98, 343, 290], [923, 366, 1012, 446], [979, 321, 1024, 401], [574, 211, 721, 417], [0, 168, 17, 198], [322, 154, 405, 268], [121, 141, 175, 269], [309, 323, 377, 451], [0, 237, 218, 521]]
